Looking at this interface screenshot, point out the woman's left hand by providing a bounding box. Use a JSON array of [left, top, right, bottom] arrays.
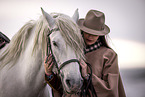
[[80, 59, 88, 78]]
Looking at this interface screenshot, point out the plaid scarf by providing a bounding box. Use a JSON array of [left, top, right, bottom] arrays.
[[84, 39, 102, 54]]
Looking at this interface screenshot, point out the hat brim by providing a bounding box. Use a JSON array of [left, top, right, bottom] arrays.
[[78, 19, 110, 36]]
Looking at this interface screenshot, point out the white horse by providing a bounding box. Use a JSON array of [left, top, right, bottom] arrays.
[[0, 8, 85, 97]]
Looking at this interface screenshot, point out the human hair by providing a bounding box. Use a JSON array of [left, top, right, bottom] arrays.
[[81, 30, 111, 49], [98, 35, 111, 48]]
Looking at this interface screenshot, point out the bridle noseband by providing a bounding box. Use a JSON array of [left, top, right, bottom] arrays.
[[45, 28, 80, 74]]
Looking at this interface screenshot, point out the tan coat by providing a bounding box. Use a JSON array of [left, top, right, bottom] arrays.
[[50, 46, 126, 97], [85, 46, 126, 97]]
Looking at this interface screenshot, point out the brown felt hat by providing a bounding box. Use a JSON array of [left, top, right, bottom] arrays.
[[78, 10, 110, 36]]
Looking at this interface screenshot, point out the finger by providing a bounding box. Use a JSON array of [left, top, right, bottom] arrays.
[[46, 54, 52, 63], [48, 61, 54, 69], [44, 56, 48, 63], [47, 55, 53, 63], [80, 60, 87, 69], [80, 63, 86, 69], [46, 57, 53, 67], [48, 54, 52, 59], [80, 59, 85, 66], [44, 54, 52, 62]]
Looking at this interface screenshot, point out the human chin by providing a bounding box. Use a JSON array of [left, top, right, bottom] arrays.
[[86, 41, 95, 46]]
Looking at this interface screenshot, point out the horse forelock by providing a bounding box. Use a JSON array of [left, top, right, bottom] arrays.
[[51, 13, 85, 60]]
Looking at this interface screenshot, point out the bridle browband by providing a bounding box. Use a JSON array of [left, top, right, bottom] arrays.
[[45, 28, 80, 74]]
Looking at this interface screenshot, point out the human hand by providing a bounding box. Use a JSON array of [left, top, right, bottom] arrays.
[[44, 54, 54, 75], [80, 59, 88, 78]]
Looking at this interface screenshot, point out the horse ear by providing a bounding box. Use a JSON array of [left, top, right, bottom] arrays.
[[41, 7, 55, 29], [72, 8, 79, 23]]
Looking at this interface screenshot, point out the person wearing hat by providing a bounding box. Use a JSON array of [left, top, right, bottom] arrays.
[[78, 10, 126, 97], [44, 10, 126, 97]]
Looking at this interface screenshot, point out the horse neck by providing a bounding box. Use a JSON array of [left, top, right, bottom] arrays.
[[19, 26, 45, 78]]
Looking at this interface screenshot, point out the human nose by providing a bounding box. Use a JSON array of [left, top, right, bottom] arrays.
[[87, 34, 93, 38]]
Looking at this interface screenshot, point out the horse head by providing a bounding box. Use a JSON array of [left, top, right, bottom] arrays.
[[41, 8, 85, 94]]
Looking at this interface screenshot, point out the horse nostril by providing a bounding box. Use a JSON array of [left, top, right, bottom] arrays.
[[66, 78, 83, 88]]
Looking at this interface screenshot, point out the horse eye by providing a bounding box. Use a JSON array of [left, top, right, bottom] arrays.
[[52, 41, 58, 47]]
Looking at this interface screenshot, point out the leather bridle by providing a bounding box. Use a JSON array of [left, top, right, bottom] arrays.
[[45, 28, 80, 75]]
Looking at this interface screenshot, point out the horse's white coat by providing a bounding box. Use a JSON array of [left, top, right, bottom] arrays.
[[0, 8, 84, 97]]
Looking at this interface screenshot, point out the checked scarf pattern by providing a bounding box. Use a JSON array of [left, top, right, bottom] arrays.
[[84, 39, 102, 54]]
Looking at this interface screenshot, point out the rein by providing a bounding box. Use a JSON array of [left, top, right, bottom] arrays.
[[81, 62, 97, 97]]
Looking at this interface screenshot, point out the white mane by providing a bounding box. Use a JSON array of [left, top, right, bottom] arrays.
[[0, 16, 48, 69], [0, 13, 85, 69]]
